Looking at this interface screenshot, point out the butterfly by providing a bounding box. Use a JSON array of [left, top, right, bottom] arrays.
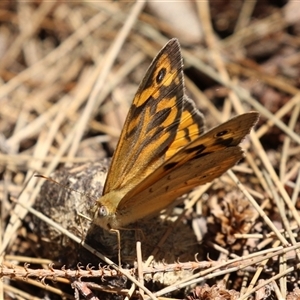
[[93, 38, 259, 230]]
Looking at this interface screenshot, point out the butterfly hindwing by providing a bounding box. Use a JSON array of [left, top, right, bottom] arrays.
[[162, 112, 259, 171], [116, 147, 244, 225]]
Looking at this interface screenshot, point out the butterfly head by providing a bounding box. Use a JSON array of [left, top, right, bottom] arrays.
[[92, 191, 124, 230], [92, 204, 110, 230]]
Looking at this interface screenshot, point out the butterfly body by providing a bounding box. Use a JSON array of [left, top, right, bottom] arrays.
[[93, 39, 259, 230]]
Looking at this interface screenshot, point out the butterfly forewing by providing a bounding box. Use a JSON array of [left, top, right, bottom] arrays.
[[103, 39, 204, 196]]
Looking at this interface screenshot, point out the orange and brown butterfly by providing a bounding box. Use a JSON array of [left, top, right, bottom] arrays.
[[93, 38, 259, 230]]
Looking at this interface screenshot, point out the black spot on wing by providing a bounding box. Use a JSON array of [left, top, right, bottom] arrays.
[[156, 68, 166, 84], [184, 144, 206, 155], [183, 127, 192, 142], [164, 161, 178, 171], [216, 130, 229, 137]]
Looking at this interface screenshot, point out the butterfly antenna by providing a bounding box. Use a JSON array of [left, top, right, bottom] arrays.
[[35, 174, 94, 222], [35, 174, 86, 196]]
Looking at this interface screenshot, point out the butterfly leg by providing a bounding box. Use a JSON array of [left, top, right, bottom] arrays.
[[109, 228, 121, 267], [135, 227, 145, 242]]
